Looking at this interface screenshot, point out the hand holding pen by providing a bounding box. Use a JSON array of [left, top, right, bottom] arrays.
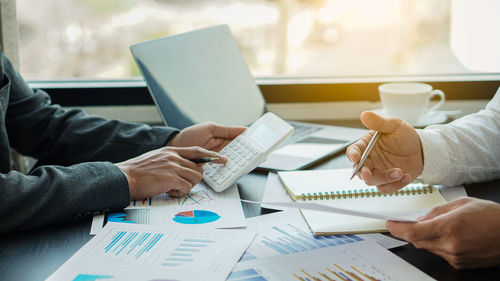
[[346, 111, 424, 193], [350, 131, 380, 180]]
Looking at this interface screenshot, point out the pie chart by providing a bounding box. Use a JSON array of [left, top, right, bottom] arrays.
[[172, 210, 221, 224]]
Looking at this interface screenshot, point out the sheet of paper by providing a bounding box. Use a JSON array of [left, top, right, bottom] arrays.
[[230, 240, 435, 281], [50, 223, 256, 281], [90, 183, 246, 235], [243, 200, 425, 222], [240, 210, 405, 262], [439, 185, 467, 201], [261, 172, 294, 210]]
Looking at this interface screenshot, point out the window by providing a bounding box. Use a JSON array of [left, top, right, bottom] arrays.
[[16, 0, 493, 80]]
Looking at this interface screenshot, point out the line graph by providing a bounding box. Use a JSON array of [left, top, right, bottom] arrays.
[[178, 188, 214, 206]]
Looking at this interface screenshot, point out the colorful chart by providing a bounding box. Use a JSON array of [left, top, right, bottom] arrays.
[[107, 209, 150, 224], [293, 264, 382, 281], [73, 274, 113, 281], [178, 189, 214, 206], [172, 210, 221, 224]]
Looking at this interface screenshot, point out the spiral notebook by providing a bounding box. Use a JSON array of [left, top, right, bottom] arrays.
[[277, 169, 447, 235]]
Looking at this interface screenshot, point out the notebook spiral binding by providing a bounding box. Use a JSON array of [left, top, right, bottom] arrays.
[[300, 184, 435, 201]]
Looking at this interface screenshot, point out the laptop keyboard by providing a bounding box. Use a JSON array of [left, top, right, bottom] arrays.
[[285, 123, 322, 144]]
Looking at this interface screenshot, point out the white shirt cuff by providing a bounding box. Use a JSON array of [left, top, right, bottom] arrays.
[[417, 128, 452, 184]]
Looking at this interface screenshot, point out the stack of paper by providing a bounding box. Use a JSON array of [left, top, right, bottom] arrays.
[[59, 166, 457, 281]]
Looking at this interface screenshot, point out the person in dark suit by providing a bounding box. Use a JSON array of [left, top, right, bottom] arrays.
[[0, 47, 245, 233]]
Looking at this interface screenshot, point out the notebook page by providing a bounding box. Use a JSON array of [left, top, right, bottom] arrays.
[[302, 190, 447, 235], [278, 169, 366, 199]]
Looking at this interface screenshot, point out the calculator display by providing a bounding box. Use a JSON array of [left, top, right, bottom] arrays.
[[248, 123, 280, 149]]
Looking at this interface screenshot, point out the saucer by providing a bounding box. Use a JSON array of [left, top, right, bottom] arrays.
[[371, 109, 448, 127]]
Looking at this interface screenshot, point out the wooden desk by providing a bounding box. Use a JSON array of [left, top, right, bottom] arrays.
[[1, 153, 499, 281]]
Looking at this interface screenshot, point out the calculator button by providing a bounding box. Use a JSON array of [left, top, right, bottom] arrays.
[[233, 155, 242, 163], [218, 173, 231, 184]]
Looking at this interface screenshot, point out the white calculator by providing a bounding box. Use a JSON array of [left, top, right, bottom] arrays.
[[203, 113, 294, 192]]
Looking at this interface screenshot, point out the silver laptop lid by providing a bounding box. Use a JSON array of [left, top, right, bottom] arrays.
[[130, 25, 266, 128]]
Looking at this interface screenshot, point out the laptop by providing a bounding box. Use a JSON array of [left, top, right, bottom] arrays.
[[130, 25, 366, 171]]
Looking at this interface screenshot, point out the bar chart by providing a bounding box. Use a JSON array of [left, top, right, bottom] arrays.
[[292, 264, 382, 281], [162, 238, 216, 267], [151, 232, 240, 272], [228, 268, 267, 281], [103, 230, 165, 261], [131, 197, 153, 207], [49, 224, 257, 281], [72, 274, 114, 281], [231, 241, 434, 281], [241, 222, 365, 261], [106, 209, 150, 224]]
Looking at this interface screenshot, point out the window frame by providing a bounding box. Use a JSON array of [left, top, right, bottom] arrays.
[[29, 74, 500, 107]]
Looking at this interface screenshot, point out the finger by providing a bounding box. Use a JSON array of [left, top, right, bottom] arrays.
[[360, 111, 404, 134], [166, 175, 195, 195], [409, 238, 465, 269], [386, 219, 440, 242], [362, 167, 404, 187], [174, 178, 197, 195], [174, 146, 225, 162], [346, 144, 361, 163], [359, 166, 372, 183], [167, 190, 185, 198], [376, 174, 411, 193], [210, 123, 246, 139], [412, 237, 444, 252], [346, 132, 375, 163], [419, 197, 471, 221], [170, 164, 203, 186], [165, 151, 205, 173]]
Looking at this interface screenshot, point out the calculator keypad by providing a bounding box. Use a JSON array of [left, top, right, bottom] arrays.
[[203, 137, 260, 186]]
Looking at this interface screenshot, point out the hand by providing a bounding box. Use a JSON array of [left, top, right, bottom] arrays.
[[168, 122, 246, 152], [116, 146, 226, 199], [387, 197, 500, 269], [346, 111, 423, 193]]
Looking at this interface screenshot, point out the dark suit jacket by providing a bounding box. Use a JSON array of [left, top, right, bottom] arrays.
[[0, 49, 178, 233]]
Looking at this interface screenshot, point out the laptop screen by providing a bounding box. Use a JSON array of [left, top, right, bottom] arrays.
[[130, 25, 266, 129]]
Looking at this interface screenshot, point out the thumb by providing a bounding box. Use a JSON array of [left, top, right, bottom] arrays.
[[211, 124, 246, 139], [360, 111, 404, 134]]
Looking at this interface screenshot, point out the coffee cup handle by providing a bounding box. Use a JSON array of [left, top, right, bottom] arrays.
[[427, 89, 445, 112]]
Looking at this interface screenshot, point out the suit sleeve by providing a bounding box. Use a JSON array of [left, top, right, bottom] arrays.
[[0, 50, 179, 233], [4, 53, 178, 165]]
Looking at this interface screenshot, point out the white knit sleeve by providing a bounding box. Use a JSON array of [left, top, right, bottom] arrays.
[[417, 88, 500, 186]]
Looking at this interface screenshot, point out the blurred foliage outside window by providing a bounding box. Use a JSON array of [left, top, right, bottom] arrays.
[[17, 0, 474, 80]]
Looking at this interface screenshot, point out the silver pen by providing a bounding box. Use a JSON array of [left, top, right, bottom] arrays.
[[350, 131, 381, 180]]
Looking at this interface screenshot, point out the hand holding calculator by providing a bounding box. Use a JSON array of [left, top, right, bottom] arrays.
[[203, 113, 293, 192]]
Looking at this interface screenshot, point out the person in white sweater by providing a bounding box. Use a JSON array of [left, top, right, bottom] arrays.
[[346, 87, 500, 269]]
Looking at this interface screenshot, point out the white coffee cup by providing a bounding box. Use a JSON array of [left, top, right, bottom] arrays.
[[378, 82, 445, 125]]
